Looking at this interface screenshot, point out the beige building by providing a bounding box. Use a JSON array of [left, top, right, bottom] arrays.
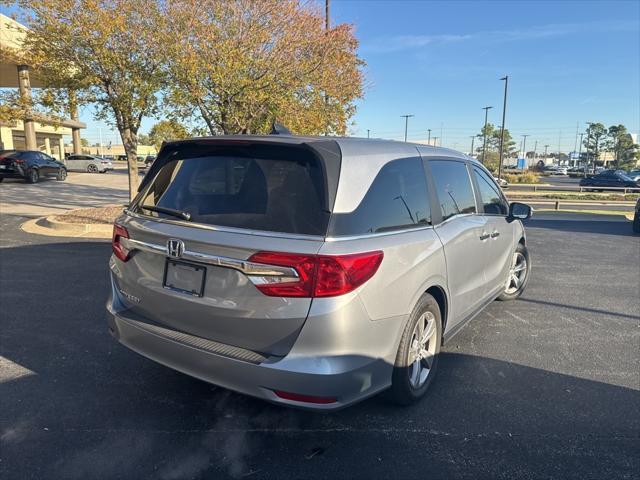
[[0, 13, 85, 158]]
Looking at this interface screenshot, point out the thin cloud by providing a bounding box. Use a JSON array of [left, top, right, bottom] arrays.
[[364, 20, 639, 53]]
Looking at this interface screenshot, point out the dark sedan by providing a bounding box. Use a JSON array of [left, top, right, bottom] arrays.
[[0, 150, 67, 183], [579, 170, 639, 192]]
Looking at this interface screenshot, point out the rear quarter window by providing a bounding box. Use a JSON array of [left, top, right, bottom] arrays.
[[135, 145, 329, 236], [328, 157, 431, 236]]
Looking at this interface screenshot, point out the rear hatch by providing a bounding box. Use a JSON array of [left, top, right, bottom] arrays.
[[112, 139, 339, 357]]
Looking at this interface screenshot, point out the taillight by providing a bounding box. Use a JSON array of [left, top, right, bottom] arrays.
[[247, 250, 383, 298], [111, 224, 130, 262]]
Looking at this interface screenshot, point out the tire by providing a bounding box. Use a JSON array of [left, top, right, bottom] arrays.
[[633, 212, 640, 234], [56, 168, 67, 181], [0, 177, 4, 183], [87, 164, 98, 173], [388, 293, 442, 405], [25, 168, 39, 184], [497, 243, 531, 301]]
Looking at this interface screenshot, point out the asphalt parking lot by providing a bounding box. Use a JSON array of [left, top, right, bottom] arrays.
[[1, 210, 639, 479]]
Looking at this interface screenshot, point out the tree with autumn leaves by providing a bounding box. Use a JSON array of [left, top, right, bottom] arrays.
[[14, 0, 364, 199]]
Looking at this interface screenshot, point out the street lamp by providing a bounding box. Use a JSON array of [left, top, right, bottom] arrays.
[[427, 129, 432, 145], [469, 135, 475, 156], [498, 75, 509, 180], [521, 134, 529, 164], [401, 114, 414, 142], [481, 106, 493, 165]]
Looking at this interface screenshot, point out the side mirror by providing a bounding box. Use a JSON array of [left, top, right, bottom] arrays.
[[508, 202, 532, 221]]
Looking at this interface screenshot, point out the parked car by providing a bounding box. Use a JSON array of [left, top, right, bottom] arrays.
[[626, 170, 640, 182], [144, 155, 156, 166], [494, 176, 509, 189], [579, 169, 640, 191], [555, 166, 568, 175], [0, 150, 67, 183], [106, 136, 532, 410], [66, 154, 113, 173], [634, 198, 640, 234]]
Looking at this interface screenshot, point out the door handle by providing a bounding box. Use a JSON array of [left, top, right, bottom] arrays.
[[490, 231, 500, 238], [479, 232, 490, 241]]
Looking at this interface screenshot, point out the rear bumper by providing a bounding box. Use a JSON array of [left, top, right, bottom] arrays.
[[106, 305, 392, 411]]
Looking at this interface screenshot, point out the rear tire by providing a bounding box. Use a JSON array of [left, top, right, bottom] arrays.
[[497, 243, 531, 301], [633, 212, 640, 234], [87, 164, 98, 173], [25, 169, 39, 184], [56, 168, 67, 181], [388, 293, 442, 406]]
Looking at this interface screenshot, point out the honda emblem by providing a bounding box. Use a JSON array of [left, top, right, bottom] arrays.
[[166, 238, 185, 258]]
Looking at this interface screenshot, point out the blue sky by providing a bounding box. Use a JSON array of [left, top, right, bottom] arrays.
[[3, 1, 639, 153]]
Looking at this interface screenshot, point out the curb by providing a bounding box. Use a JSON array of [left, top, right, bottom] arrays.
[[21, 215, 113, 239]]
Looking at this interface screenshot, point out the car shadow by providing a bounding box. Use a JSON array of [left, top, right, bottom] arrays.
[[1, 241, 638, 479]]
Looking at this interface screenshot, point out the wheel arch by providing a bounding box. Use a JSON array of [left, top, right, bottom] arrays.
[[425, 285, 448, 334]]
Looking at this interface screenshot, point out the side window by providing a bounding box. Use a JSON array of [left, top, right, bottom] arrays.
[[329, 157, 431, 236], [429, 160, 477, 221], [473, 166, 508, 215]]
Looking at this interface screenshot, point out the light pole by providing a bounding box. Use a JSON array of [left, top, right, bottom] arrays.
[[531, 140, 537, 169], [432, 137, 439, 147], [544, 144, 549, 165], [521, 134, 529, 164], [401, 114, 414, 142], [498, 75, 509, 180], [578, 132, 584, 175], [481, 106, 493, 165], [469, 136, 475, 156], [367, 129, 370, 139], [427, 129, 432, 145]]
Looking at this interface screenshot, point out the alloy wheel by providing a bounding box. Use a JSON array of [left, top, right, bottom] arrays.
[[505, 251, 527, 295], [407, 311, 437, 388]]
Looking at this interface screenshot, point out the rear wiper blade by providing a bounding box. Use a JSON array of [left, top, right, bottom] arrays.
[[140, 205, 191, 221]]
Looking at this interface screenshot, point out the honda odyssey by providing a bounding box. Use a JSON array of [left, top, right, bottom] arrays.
[[106, 135, 532, 410]]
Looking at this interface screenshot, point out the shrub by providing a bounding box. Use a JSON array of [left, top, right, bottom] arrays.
[[502, 172, 540, 184]]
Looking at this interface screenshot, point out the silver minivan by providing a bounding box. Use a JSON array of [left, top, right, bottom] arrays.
[[106, 136, 532, 410]]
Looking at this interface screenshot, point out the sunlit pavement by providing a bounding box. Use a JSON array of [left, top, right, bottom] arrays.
[[1, 212, 638, 479]]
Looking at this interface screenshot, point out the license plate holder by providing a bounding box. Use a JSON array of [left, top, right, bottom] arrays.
[[163, 260, 206, 297]]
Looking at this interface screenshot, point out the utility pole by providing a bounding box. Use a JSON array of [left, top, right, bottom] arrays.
[[367, 129, 370, 139], [574, 121, 579, 152], [99, 127, 103, 157], [325, 0, 330, 30], [481, 106, 493, 165], [432, 137, 439, 147], [401, 114, 414, 142], [427, 129, 431, 145], [558, 130, 562, 165], [469, 136, 475, 156], [498, 75, 509, 180]]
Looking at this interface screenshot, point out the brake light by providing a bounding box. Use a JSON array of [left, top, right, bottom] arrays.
[[112, 224, 130, 262], [13, 159, 24, 164], [247, 250, 383, 298]]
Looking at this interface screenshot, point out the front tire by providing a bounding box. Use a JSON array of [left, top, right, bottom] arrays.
[[56, 168, 67, 181], [497, 243, 531, 301], [633, 212, 640, 234], [389, 293, 442, 405], [25, 169, 39, 184]]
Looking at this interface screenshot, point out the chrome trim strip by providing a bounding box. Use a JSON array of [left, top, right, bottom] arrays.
[[324, 224, 434, 242], [122, 238, 299, 279]]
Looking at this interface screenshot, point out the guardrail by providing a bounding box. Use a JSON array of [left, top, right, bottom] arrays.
[[509, 184, 640, 194]]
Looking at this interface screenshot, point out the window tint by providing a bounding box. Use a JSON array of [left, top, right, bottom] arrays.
[[136, 147, 329, 236], [429, 160, 476, 221], [329, 157, 430, 236], [473, 166, 508, 215]]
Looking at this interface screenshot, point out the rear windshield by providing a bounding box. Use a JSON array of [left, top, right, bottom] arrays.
[[134, 145, 329, 236]]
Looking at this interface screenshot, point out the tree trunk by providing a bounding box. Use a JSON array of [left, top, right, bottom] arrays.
[[121, 127, 139, 201]]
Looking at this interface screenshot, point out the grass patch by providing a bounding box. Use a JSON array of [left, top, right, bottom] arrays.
[[502, 172, 541, 184], [507, 191, 639, 201]]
